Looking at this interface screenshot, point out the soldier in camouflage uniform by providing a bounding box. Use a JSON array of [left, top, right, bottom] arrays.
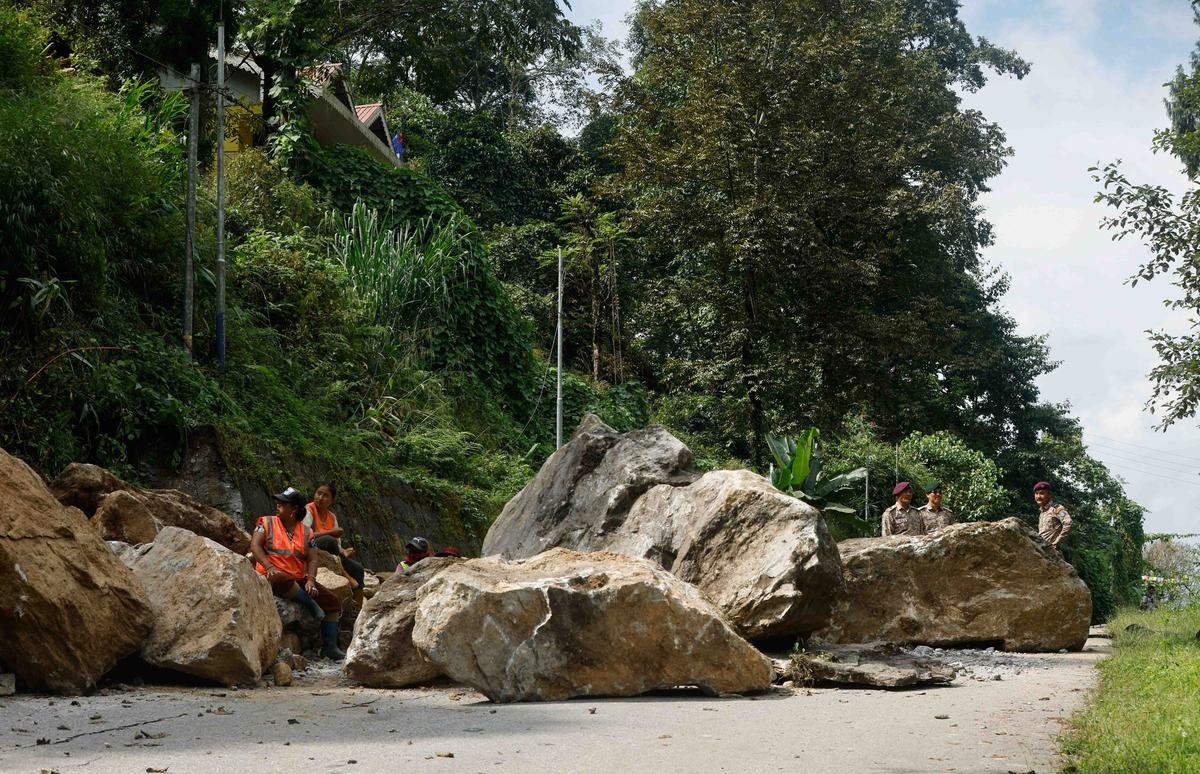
[[918, 481, 956, 532], [882, 481, 926, 536], [1033, 480, 1072, 552]]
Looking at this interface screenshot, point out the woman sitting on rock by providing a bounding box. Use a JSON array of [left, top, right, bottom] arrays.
[[304, 483, 365, 605], [251, 487, 345, 660]]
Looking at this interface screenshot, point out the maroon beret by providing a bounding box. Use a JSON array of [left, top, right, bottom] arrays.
[[892, 481, 912, 496], [1033, 481, 1053, 492]]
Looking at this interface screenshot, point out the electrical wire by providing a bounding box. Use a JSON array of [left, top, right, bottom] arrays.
[[1086, 433, 1200, 465]]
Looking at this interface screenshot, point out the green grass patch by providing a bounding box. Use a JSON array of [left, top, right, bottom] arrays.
[[1062, 605, 1200, 772]]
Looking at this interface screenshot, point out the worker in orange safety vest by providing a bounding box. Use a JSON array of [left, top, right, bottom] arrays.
[[251, 487, 344, 660]]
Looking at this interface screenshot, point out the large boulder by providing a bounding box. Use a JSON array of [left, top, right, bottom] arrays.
[[344, 558, 457, 688], [484, 415, 698, 558], [412, 549, 773, 702], [316, 567, 353, 605], [120, 527, 280, 685], [49, 463, 126, 514], [51, 463, 251, 554], [483, 416, 842, 640], [815, 519, 1092, 652], [614, 470, 841, 640], [0, 449, 153, 694], [94, 490, 161, 545]]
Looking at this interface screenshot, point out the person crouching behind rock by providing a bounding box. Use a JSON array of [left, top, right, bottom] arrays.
[[304, 482, 366, 605], [882, 481, 926, 536], [396, 536, 431, 572], [252, 486, 345, 661]]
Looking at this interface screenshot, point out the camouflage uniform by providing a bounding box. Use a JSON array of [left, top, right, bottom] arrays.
[[919, 504, 956, 532], [1038, 501, 1073, 549], [882, 503, 926, 536]]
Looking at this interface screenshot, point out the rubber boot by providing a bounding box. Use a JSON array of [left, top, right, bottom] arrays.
[[292, 586, 324, 621], [321, 620, 346, 661]]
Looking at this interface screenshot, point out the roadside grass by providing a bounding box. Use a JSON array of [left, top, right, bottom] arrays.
[[1062, 604, 1200, 772]]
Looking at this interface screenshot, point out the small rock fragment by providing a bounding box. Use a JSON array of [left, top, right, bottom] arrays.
[[272, 662, 293, 687]]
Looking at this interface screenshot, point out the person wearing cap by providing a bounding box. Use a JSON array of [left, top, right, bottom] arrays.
[[396, 536, 431, 573], [882, 481, 926, 536], [1033, 481, 1072, 552], [251, 486, 345, 660], [919, 481, 956, 532]]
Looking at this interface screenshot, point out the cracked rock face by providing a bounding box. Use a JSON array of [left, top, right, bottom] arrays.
[[344, 557, 458, 688], [0, 447, 153, 694], [412, 548, 774, 702], [120, 527, 280, 686], [482, 415, 842, 640], [815, 519, 1092, 652]]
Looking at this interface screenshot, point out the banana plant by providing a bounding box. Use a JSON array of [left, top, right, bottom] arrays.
[[766, 428, 867, 517]]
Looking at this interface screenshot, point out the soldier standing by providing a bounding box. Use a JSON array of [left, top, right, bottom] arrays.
[[1033, 481, 1072, 552], [919, 481, 956, 532], [882, 481, 926, 536]]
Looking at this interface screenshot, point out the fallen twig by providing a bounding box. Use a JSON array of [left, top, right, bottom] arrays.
[[8, 712, 190, 750]]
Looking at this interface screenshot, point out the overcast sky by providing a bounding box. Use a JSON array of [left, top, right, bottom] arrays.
[[565, 0, 1200, 535]]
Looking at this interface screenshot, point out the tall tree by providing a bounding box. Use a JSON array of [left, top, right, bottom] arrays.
[[612, 0, 1028, 466], [1093, 4, 1200, 428]]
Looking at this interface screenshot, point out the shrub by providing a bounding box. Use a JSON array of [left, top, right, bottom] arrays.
[[223, 148, 327, 238]]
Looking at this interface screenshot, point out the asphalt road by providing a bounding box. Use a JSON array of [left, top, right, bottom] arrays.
[[0, 637, 1109, 774]]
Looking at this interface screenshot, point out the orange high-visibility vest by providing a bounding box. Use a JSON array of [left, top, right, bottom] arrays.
[[255, 516, 310, 580], [306, 502, 337, 534]]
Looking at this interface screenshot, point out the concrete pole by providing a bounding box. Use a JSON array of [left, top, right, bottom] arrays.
[[215, 22, 227, 369], [183, 62, 200, 360], [556, 246, 564, 450]]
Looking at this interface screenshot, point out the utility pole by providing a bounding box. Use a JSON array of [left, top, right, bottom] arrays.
[[864, 467, 870, 521], [215, 21, 227, 369], [183, 62, 200, 360], [555, 246, 564, 450]]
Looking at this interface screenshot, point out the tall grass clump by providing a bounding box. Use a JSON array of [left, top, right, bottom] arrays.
[[326, 202, 470, 340], [1062, 605, 1200, 771]]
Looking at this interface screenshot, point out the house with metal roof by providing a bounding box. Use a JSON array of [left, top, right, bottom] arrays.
[[160, 55, 399, 167]]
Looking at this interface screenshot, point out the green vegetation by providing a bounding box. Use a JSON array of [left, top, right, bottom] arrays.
[[1063, 605, 1200, 771], [767, 429, 868, 540], [0, 0, 1148, 596]]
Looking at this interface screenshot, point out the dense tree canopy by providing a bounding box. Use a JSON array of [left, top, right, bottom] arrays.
[[1, 0, 1148, 612], [612, 0, 1031, 466]]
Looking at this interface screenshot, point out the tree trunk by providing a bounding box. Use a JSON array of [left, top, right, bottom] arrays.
[[742, 267, 764, 471], [591, 253, 601, 382]]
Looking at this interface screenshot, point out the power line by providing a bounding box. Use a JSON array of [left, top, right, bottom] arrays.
[[1087, 443, 1200, 476], [1093, 459, 1200, 488], [1086, 433, 1200, 464]]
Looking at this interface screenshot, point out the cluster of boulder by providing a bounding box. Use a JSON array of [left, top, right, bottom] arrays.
[[1, 414, 1093, 701], [340, 415, 1091, 700]]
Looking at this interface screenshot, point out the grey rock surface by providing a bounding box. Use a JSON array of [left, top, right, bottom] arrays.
[[782, 643, 956, 688], [413, 548, 774, 702], [121, 527, 280, 685], [483, 415, 842, 640], [345, 557, 458, 688], [816, 518, 1092, 652]]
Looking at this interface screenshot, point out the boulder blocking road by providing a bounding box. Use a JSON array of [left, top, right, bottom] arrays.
[[0, 636, 1109, 774]]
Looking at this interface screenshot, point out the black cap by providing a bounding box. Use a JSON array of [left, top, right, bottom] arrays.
[[406, 536, 430, 553], [273, 487, 307, 508]]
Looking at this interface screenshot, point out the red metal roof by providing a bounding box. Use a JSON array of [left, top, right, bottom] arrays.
[[355, 102, 382, 125]]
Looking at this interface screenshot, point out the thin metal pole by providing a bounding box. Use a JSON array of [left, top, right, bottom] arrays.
[[215, 22, 227, 369], [864, 467, 869, 520], [556, 246, 564, 449], [183, 62, 200, 359]]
